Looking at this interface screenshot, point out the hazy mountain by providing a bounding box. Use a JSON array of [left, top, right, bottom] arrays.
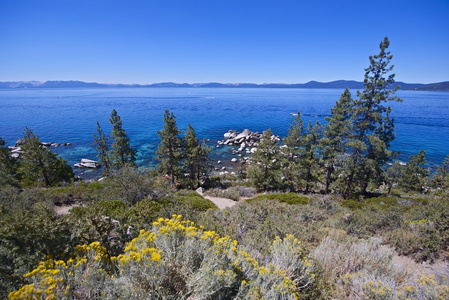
[[0, 80, 448, 91]]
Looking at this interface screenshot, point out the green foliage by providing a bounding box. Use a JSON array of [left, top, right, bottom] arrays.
[[18, 127, 74, 186], [101, 165, 157, 206], [282, 112, 305, 191], [0, 137, 19, 187], [247, 129, 283, 191], [109, 109, 137, 168], [246, 192, 309, 205], [343, 37, 402, 198], [302, 121, 324, 193], [0, 203, 72, 297], [321, 89, 354, 194], [430, 155, 449, 193], [93, 121, 111, 175], [399, 150, 429, 192], [156, 110, 184, 184], [10, 216, 315, 299], [93, 109, 136, 175], [183, 124, 212, 188]]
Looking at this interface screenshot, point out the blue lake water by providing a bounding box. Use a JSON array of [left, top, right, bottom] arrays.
[[0, 88, 448, 178]]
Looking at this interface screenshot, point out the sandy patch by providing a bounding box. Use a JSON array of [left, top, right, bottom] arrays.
[[54, 203, 79, 215], [203, 195, 237, 209]]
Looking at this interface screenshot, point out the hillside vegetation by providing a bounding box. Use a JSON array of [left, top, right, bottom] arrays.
[[1, 37, 449, 299]]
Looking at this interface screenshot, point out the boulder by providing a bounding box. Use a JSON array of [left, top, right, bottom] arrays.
[[74, 158, 101, 168], [15, 139, 25, 147], [224, 130, 237, 139], [233, 129, 252, 141], [195, 187, 204, 195], [231, 158, 238, 163]]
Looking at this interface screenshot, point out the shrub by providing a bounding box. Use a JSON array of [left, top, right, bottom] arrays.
[[205, 185, 255, 201], [312, 229, 408, 299], [385, 220, 441, 263], [10, 215, 315, 299], [174, 190, 218, 211], [246, 192, 309, 205]]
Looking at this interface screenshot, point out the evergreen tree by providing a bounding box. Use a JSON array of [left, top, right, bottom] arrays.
[[109, 109, 137, 169], [302, 121, 323, 193], [156, 110, 184, 184], [282, 112, 305, 191], [430, 155, 449, 192], [344, 37, 402, 198], [183, 124, 212, 188], [93, 121, 111, 175], [385, 161, 403, 194], [399, 150, 429, 192], [248, 129, 282, 191], [18, 127, 74, 186], [0, 137, 19, 186], [320, 89, 354, 194]]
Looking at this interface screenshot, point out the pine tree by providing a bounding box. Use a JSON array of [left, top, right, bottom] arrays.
[[430, 155, 449, 192], [399, 150, 429, 192], [302, 121, 323, 193], [183, 124, 212, 188], [18, 127, 73, 186], [385, 161, 403, 194], [156, 110, 184, 184], [282, 112, 305, 191], [93, 121, 111, 176], [320, 89, 354, 194], [0, 137, 19, 186], [248, 129, 282, 191], [344, 37, 402, 198], [109, 109, 137, 169]]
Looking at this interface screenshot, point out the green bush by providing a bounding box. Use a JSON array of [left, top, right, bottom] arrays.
[[10, 216, 315, 299], [341, 195, 428, 211], [246, 192, 309, 205], [175, 190, 218, 211]]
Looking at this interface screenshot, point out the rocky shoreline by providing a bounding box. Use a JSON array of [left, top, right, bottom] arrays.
[[8, 139, 72, 159], [8, 139, 101, 169], [213, 129, 280, 175]]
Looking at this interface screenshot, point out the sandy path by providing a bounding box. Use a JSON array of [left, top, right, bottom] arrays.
[[203, 195, 237, 209]]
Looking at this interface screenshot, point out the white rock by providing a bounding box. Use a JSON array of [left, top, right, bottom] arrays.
[[231, 158, 238, 163]]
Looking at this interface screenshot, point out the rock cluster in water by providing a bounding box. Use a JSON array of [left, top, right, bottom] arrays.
[[74, 159, 101, 169], [7, 139, 72, 159], [217, 129, 262, 155]]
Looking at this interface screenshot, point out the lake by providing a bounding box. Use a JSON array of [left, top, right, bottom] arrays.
[[1, 87, 448, 178]]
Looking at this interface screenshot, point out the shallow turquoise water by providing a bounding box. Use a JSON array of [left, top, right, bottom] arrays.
[[1, 88, 448, 178]]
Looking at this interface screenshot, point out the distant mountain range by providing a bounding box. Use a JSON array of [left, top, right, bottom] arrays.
[[1, 80, 448, 91]]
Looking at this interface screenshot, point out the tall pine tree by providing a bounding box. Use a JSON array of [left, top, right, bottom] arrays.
[[93, 121, 111, 175], [183, 124, 212, 188], [109, 109, 137, 169], [18, 127, 73, 186], [302, 121, 323, 193], [320, 89, 354, 194], [282, 112, 305, 191], [248, 129, 282, 191], [156, 110, 184, 184], [344, 37, 402, 198]]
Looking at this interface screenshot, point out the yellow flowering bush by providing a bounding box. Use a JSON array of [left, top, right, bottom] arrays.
[[10, 215, 314, 299]]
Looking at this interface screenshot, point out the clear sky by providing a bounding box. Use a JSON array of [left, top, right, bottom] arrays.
[[1, 0, 448, 84]]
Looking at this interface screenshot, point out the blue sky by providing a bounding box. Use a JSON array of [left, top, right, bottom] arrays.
[[1, 0, 448, 84]]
